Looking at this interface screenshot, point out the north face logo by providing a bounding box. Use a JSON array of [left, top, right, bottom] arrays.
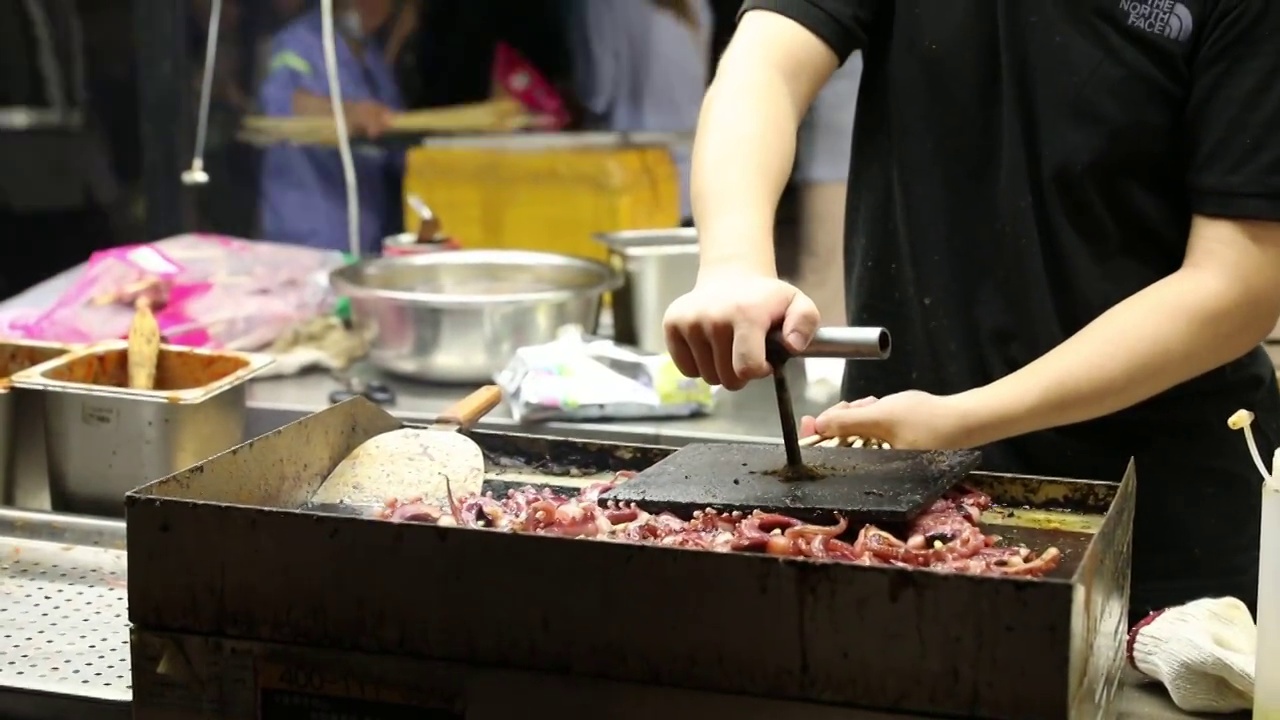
[[1118, 0, 1194, 41]]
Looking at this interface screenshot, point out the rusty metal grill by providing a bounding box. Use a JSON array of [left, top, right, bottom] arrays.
[[0, 510, 131, 704], [124, 400, 1134, 720]]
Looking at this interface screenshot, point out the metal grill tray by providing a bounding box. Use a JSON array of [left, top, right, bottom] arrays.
[[0, 508, 131, 713], [125, 398, 1135, 720]]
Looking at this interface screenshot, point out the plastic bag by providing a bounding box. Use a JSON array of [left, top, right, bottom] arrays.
[[5, 234, 345, 350], [492, 42, 571, 130], [495, 325, 716, 423]]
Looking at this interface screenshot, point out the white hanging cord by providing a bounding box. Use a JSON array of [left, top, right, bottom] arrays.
[[183, 0, 222, 186], [1228, 409, 1272, 483], [320, 0, 362, 257]]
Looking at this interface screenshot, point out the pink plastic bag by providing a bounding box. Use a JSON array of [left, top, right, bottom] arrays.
[[493, 42, 571, 130], [7, 234, 344, 350]]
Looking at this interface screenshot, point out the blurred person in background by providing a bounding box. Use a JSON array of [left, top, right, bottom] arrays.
[[257, 0, 407, 255], [0, 0, 119, 298], [789, 55, 861, 325], [274, 0, 310, 25], [252, 0, 311, 93], [566, 0, 714, 225], [379, 0, 423, 108]]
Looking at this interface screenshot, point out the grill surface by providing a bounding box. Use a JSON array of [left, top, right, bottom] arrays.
[[0, 510, 131, 704]]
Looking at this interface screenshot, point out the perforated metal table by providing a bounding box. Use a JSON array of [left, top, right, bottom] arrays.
[[0, 508, 130, 720]]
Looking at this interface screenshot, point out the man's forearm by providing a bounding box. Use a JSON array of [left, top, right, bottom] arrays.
[[958, 250, 1280, 446], [690, 11, 839, 279], [691, 69, 803, 278]]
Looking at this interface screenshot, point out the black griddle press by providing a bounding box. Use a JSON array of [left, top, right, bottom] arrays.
[[601, 326, 983, 524]]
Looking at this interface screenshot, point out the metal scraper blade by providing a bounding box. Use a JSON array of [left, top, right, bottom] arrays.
[[600, 443, 982, 524]]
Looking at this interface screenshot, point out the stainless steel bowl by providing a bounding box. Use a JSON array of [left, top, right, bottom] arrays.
[[331, 250, 623, 383]]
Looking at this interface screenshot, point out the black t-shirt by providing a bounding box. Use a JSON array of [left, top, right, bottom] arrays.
[[741, 0, 1280, 482]]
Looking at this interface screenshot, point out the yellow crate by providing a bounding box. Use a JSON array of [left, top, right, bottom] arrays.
[[402, 135, 681, 262]]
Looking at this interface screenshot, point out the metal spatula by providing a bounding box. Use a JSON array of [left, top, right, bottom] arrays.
[[308, 385, 503, 512]]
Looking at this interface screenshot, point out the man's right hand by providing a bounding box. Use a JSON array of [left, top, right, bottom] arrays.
[[663, 271, 820, 391], [346, 101, 393, 138]]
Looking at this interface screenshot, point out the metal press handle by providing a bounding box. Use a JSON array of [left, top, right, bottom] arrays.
[[767, 326, 892, 363]]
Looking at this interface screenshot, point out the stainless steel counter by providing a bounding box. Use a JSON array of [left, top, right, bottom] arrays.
[[246, 361, 834, 446]]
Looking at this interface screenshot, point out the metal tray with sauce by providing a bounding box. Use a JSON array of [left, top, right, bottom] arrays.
[[10, 342, 272, 516]]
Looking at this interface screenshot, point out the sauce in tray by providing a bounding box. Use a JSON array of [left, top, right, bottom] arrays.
[[43, 347, 248, 391], [981, 506, 1104, 534], [975, 523, 1093, 579]]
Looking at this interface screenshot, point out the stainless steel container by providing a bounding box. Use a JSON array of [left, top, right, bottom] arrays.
[[595, 228, 699, 354], [331, 250, 622, 383], [0, 341, 73, 508], [11, 341, 272, 517]]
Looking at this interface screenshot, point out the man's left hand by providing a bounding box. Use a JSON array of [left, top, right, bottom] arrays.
[[800, 392, 978, 450]]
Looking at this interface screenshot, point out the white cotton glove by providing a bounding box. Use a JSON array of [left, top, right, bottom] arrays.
[[1127, 597, 1256, 713]]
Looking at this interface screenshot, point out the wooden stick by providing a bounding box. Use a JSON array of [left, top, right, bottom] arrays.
[[127, 297, 160, 390], [239, 99, 529, 145], [801, 433, 890, 449]]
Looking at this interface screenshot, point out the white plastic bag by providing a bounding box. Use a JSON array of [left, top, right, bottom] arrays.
[[495, 325, 716, 422]]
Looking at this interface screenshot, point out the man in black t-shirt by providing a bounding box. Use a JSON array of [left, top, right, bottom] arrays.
[[663, 0, 1280, 623]]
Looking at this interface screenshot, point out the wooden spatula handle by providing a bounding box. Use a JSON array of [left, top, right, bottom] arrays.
[[437, 385, 503, 428], [127, 298, 161, 391]]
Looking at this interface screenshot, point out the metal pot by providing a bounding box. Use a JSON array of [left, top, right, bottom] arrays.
[[331, 250, 623, 384], [595, 228, 699, 355]]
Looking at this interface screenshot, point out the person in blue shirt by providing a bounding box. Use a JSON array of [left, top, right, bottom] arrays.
[[257, 0, 406, 255]]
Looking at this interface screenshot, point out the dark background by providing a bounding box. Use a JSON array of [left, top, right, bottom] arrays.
[[0, 0, 799, 298]]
